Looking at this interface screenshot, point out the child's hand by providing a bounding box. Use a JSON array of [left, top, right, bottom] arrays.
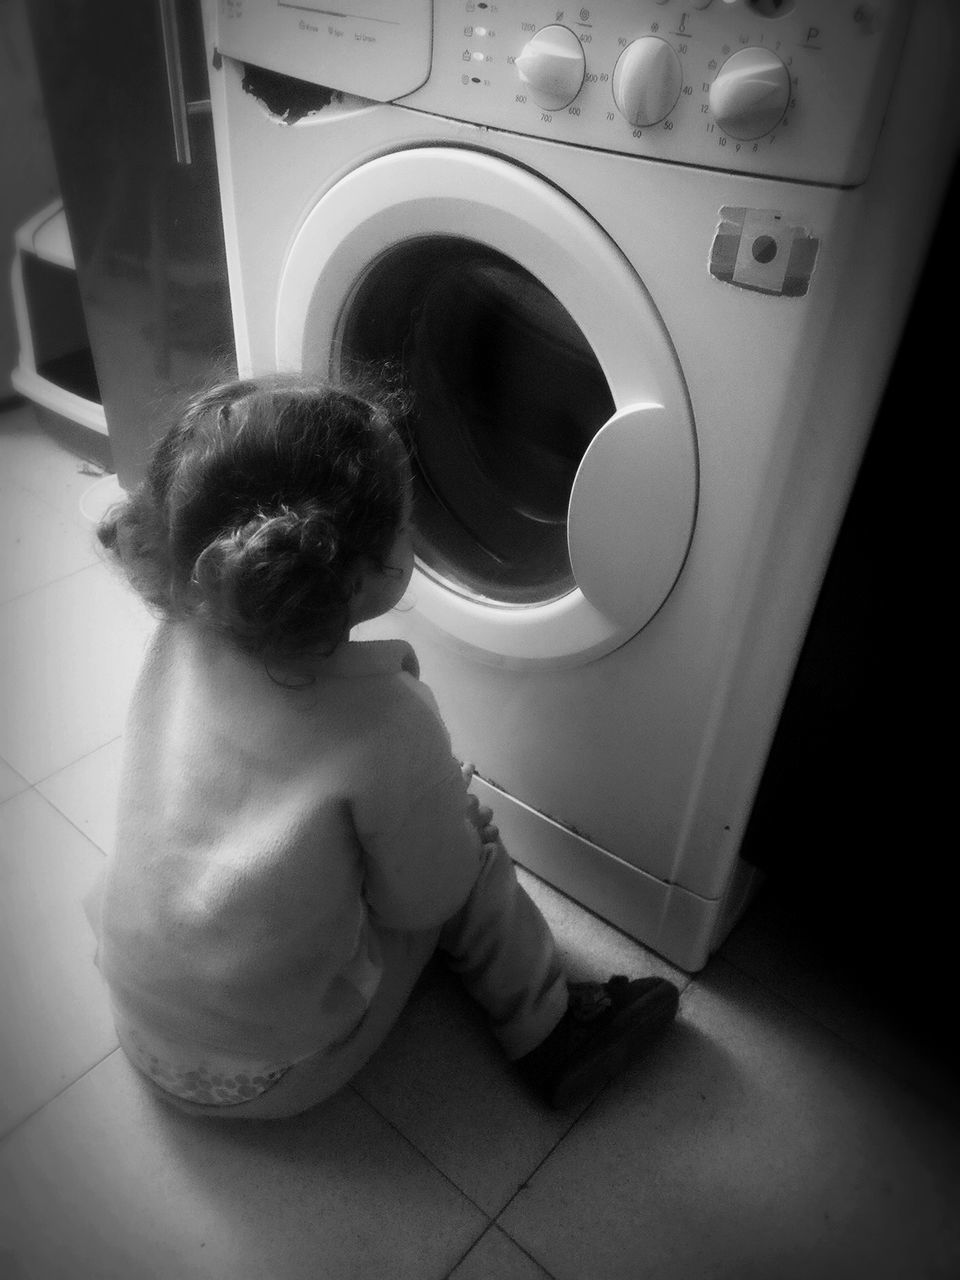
[[462, 762, 499, 845], [480, 823, 500, 847], [465, 792, 495, 833]]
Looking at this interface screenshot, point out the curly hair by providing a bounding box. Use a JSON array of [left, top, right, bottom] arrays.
[[97, 373, 411, 662]]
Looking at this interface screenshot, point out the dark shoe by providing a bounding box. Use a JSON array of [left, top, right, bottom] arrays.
[[517, 975, 679, 1109]]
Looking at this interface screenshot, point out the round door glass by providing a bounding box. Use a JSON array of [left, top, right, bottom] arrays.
[[339, 237, 615, 605]]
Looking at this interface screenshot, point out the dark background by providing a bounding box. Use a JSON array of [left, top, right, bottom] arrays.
[[742, 157, 957, 1069]]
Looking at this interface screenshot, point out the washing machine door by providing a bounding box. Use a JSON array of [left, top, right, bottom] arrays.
[[276, 147, 697, 666]]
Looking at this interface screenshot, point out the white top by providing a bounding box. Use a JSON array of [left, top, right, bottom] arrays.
[[93, 623, 483, 1070]]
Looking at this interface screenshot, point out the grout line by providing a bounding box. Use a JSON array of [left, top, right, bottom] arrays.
[[24, 782, 112, 858], [32, 734, 123, 789], [0, 557, 106, 610], [479, 1223, 556, 1279], [490, 1089, 604, 1227], [0, 1046, 121, 1150], [0, 760, 32, 803], [440, 1220, 501, 1280], [346, 1084, 495, 1222], [491, 997, 693, 1230]]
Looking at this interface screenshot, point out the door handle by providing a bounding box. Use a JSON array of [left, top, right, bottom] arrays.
[[567, 403, 697, 631], [158, 0, 209, 165]]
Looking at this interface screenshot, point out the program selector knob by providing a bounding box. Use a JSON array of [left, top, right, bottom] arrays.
[[709, 47, 791, 140], [515, 24, 586, 110], [613, 37, 683, 127]]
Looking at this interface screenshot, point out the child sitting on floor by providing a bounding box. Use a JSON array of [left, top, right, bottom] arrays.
[[90, 373, 679, 1118]]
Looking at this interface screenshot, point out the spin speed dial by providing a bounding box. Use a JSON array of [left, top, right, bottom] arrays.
[[515, 25, 586, 110]]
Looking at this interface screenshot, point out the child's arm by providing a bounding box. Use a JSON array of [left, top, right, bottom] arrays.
[[359, 762, 485, 931]]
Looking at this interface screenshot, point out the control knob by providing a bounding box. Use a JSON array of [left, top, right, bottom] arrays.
[[612, 37, 683, 127], [709, 47, 791, 140], [515, 25, 586, 111]]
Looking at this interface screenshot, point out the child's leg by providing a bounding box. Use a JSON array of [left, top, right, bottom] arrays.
[[438, 839, 569, 1060], [439, 838, 681, 1109]]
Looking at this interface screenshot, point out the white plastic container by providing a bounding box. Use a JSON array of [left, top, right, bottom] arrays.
[[10, 200, 107, 439]]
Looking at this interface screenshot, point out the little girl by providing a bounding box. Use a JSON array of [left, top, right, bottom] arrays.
[[91, 373, 678, 1118]]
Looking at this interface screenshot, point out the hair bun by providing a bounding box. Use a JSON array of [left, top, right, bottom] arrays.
[[191, 502, 350, 655], [232, 503, 340, 566], [291, 504, 342, 565]]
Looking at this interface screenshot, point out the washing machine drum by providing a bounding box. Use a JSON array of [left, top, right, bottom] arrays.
[[344, 239, 614, 607], [276, 148, 698, 667]]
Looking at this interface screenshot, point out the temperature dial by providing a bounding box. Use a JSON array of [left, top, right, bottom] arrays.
[[709, 47, 791, 140], [515, 25, 586, 111], [613, 37, 683, 127]]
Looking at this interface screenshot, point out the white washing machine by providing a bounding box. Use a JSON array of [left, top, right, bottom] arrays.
[[201, 0, 957, 970]]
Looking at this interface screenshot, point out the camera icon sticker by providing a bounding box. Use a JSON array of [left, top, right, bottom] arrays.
[[710, 207, 820, 297]]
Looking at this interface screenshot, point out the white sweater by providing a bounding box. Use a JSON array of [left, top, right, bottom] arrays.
[[94, 623, 483, 1066]]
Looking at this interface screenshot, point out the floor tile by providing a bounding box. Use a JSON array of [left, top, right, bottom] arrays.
[[0, 757, 29, 803], [354, 867, 684, 1217], [353, 964, 589, 1216], [37, 736, 124, 855], [0, 403, 111, 520], [0, 789, 117, 1137], [498, 960, 960, 1280], [720, 886, 960, 1117], [0, 477, 100, 604], [0, 1050, 487, 1280], [0, 562, 152, 783], [448, 1225, 552, 1280]]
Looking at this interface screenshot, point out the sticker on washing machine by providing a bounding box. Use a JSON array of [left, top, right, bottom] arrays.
[[709, 207, 820, 297]]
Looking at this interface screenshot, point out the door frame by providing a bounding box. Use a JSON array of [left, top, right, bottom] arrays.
[[276, 146, 698, 666]]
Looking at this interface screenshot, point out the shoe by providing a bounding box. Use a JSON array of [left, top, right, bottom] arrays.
[[517, 975, 680, 1109]]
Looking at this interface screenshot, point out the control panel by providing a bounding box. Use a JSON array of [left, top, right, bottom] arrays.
[[211, 1, 914, 186], [404, 0, 913, 185], [213, 0, 433, 102]]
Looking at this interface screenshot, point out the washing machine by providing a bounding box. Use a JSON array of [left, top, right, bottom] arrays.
[[201, 0, 957, 970]]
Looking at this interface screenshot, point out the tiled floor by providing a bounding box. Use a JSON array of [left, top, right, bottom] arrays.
[[1, 400, 958, 1280]]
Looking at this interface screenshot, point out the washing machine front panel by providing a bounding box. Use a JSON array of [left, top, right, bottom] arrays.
[[276, 146, 698, 667], [205, 0, 959, 966]]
